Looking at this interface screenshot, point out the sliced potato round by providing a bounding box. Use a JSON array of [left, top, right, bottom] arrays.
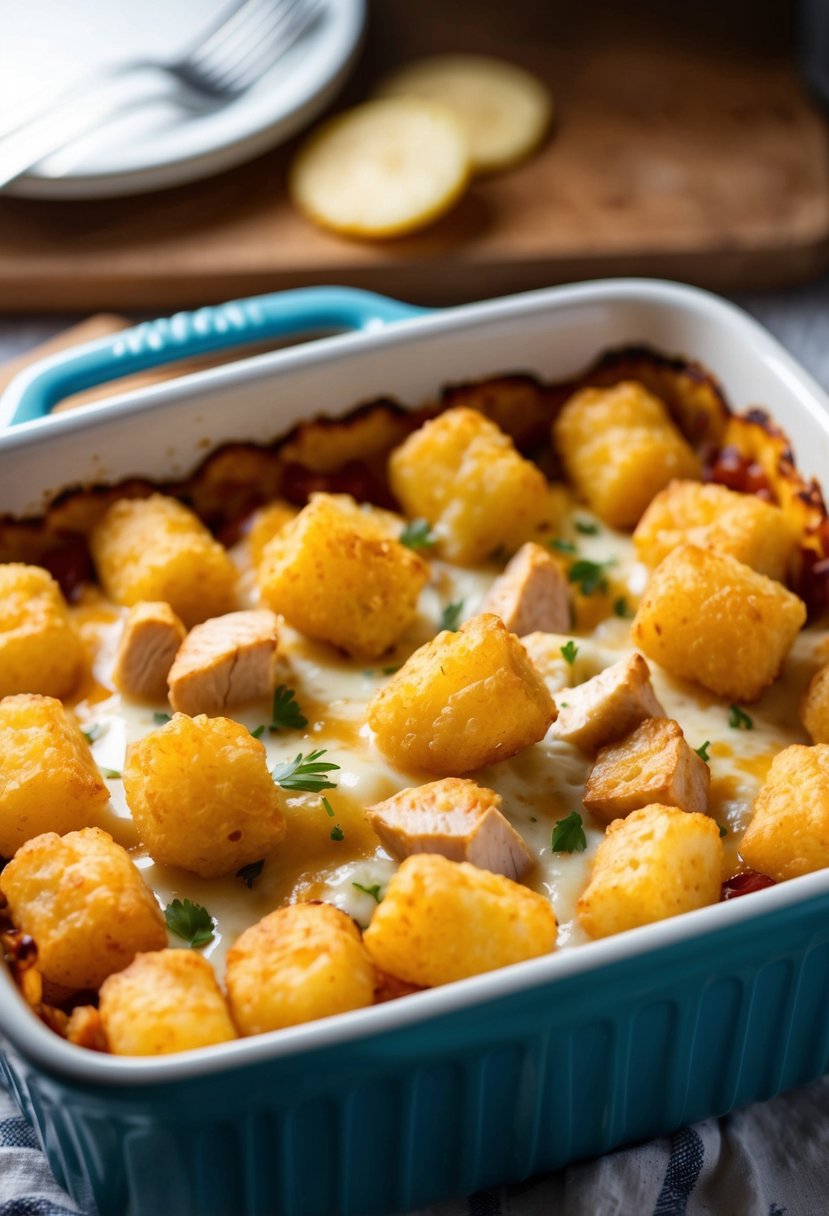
[[289, 98, 470, 239], [377, 54, 553, 174]]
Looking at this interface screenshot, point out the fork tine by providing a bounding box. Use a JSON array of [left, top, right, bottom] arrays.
[[199, 1, 302, 76], [192, 0, 325, 94], [188, 0, 282, 64], [192, 0, 300, 72], [188, 0, 305, 89]]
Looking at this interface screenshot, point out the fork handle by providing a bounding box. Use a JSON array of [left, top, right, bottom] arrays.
[[0, 288, 430, 426], [0, 69, 165, 190]]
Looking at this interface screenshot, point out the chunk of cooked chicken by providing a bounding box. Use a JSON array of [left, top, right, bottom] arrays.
[[552, 653, 664, 754], [583, 717, 710, 823], [112, 602, 187, 700], [167, 610, 278, 716], [481, 542, 570, 637], [367, 777, 533, 881]]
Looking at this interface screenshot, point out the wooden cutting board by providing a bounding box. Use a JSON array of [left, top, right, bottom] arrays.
[[1, 0, 828, 312]]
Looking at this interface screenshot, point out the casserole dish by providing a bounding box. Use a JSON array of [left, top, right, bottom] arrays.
[[2, 279, 829, 1216]]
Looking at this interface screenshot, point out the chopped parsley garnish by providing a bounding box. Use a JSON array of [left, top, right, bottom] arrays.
[[728, 705, 754, 731], [549, 538, 578, 555], [153, 712, 172, 726], [575, 519, 600, 535], [270, 684, 308, 732], [399, 518, 437, 552], [613, 596, 632, 619], [272, 749, 339, 793], [330, 825, 345, 841], [321, 796, 335, 818], [551, 810, 587, 853], [100, 768, 121, 780], [440, 600, 464, 632], [250, 725, 266, 740], [718, 823, 729, 838], [568, 559, 614, 596], [352, 881, 382, 903], [236, 860, 264, 889], [164, 898, 215, 948], [82, 724, 103, 744], [382, 664, 400, 676], [695, 741, 711, 762], [560, 640, 579, 665]]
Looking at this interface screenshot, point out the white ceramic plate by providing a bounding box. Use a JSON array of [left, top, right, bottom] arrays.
[[0, 0, 365, 199]]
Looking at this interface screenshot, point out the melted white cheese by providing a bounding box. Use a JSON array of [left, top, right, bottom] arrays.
[[68, 504, 827, 980]]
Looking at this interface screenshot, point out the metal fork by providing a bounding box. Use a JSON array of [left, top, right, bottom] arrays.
[[0, 0, 327, 190]]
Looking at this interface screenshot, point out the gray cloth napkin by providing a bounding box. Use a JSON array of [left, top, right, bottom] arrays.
[[3, 1071, 829, 1215]]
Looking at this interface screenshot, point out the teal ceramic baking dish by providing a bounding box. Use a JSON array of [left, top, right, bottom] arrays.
[[2, 280, 829, 1216]]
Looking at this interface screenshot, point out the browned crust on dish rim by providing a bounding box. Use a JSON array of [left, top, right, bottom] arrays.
[[1, 344, 826, 610]]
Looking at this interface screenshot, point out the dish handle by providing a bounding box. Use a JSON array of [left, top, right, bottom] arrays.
[[0, 287, 430, 427]]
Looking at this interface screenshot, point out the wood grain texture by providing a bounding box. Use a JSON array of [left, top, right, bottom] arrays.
[[0, 0, 827, 311]]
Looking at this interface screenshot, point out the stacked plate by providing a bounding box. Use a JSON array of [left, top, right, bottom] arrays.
[[0, 0, 365, 198]]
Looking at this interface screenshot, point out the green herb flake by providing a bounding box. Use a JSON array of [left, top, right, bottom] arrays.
[[399, 518, 437, 552], [236, 860, 264, 889], [440, 600, 464, 632], [560, 640, 579, 665], [100, 768, 121, 780], [272, 749, 340, 793], [551, 810, 587, 853], [575, 519, 600, 535], [728, 705, 754, 731], [321, 796, 335, 818], [164, 898, 215, 948], [381, 664, 400, 675], [352, 881, 382, 903], [250, 725, 266, 740], [270, 684, 308, 732], [330, 825, 345, 841], [549, 538, 578, 555], [82, 724, 103, 744], [718, 823, 729, 838], [612, 596, 632, 619], [695, 741, 711, 762], [152, 712, 172, 726], [568, 559, 614, 597]]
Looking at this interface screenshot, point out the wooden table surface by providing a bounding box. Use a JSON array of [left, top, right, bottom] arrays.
[[0, 0, 827, 311]]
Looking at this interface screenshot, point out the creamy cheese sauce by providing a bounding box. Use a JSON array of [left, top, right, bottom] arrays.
[[65, 498, 827, 979]]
